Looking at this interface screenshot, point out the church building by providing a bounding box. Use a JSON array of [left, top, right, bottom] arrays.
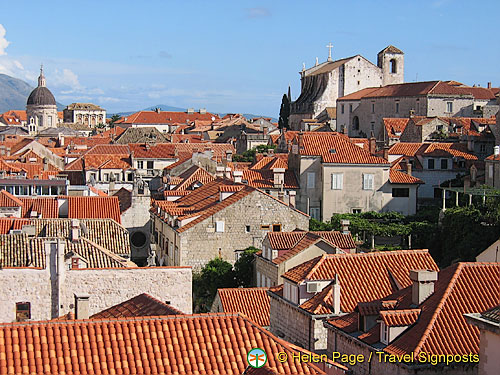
[[289, 45, 404, 130], [26, 66, 60, 135]]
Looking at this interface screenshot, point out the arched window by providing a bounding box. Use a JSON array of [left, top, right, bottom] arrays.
[[390, 59, 397, 74], [353, 116, 360, 131]]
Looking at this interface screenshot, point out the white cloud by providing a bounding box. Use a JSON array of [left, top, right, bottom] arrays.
[[51, 68, 81, 89], [0, 24, 9, 56]]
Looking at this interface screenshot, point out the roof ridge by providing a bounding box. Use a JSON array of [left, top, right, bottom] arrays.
[[412, 263, 463, 355], [305, 254, 328, 280]]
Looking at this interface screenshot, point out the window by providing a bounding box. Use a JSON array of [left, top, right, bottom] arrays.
[[370, 122, 375, 132], [257, 271, 261, 287], [309, 207, 320, 220], [215, 221, 225, 232], [16, 302, 31, 321], [245, 225, 251, 233], [331, 173, 343, 190], [260, 225, 270, 230], [48, 116, 52, 127], [390, 59, 397, 74], [428, 158, 435, 170], [272, 224, 282, 232], [395, 102, 400, 113], [489, 164, 494, 178], [447, 102, 453, 113], [353, 116, 360, 131], [307, 172, 315, 189], [127, 173, 134, 182], [147, 161, 154, 169], [416, 100, 420, 113], [114, 173, 120, 181], [381, 323, 389, 345], [480, 145, 486, 152], [371, 103, 375, 113], [363, 174, 374, 190], [71, 257, 79, 269], [137, 161, 144, 169], [349, 104, 353, 113], [352, 208, 362, 214], [392, 188, 410, 197], [341, 104, 345, 114], [103, 173, 109, 182], [440, 159, 448, 170]]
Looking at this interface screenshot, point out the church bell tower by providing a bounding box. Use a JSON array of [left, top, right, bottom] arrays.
[[377, 45, 404, 86]]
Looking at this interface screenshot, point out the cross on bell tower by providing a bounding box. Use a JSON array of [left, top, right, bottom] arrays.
[[326, 42, 333, 62]]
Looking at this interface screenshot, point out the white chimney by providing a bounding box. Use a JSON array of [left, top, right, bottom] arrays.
[[215, 166, 225, 178], [225, 149, 233, 162], [341, 219, 350, 234], [273, 168, 285, 188], [332, 275, 341, 314], [74, 293, 90, 319], [410, 270, 438, 305], [494, 146, 500, 157], [233, 170, 243, 183], [288, 190, 296, 208], [71, 219, 80, 242], [225, 167, 232, 179]]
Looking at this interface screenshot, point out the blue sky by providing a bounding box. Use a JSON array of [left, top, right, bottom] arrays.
[[0, 0, 499, 116]]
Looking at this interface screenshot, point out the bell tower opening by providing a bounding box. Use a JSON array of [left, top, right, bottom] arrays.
[[390, 59, 397, 74]]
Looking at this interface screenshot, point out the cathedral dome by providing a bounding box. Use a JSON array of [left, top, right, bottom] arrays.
[[27, 86, 56, 106]]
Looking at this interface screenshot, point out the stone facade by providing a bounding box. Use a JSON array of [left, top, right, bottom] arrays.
[[63, 103, 106, 127], [0, 247, 191, 322], [152, 189, 309, 270], [289, 46, 404, 129], [269, 291, 333, 351]]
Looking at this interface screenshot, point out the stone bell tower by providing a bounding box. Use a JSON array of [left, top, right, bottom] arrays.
[[378, 45, 404, 86]]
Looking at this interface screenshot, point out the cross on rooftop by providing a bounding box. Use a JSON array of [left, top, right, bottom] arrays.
[[326, 42, 333, 61]]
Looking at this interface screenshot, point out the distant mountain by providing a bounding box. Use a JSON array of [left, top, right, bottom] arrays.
[[0, 74, 65, 113], [109, 104, 277, 122]]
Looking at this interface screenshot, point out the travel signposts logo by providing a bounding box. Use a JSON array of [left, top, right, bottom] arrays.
[[247, 348, 267, 368]]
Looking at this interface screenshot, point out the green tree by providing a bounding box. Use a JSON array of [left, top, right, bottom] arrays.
[[278, 94, 290, 130], [108, 114, 122, 128], [192, 258, 236, 312], [234, 247, 259, 287]]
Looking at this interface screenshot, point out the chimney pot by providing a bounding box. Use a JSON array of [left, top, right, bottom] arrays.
[[406, 162, 412, 176], [233, 170, 243, 183], [494, 146, 500, 157], [273, 168, 285, 188], [332, 275, 341, 314], [341, 219, 350, 234], [71, 219, 80, 242], [409, 270, 438, 305], [487, 82, 492, 89], [288, 190, 296, 207]]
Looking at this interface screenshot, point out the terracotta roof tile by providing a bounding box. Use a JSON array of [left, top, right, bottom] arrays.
[[0, 190, 23, 207], [389, 169, 423, 184], [328, 262, 500, 358], [172, 165, 215, 191], [0, 313, 333, 374], [242, 169, 299, 189], [64, 196, 122, 224], [217, 288, 271, 326], [383, 118, 410, 139], [283, 250, 438, 313], [379, 309, 421, 327], [298, 133, 389, 164], [91, 293, 183, 319], [116, 110, 220, 125], [251, 155, 289, 170]]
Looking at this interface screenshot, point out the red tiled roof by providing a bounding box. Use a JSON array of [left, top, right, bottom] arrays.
[[242, 169, 299, 189], [90, 293, 183, 319], [389, 169, 423, 184], [65, 196, 122, 224], [115, 110, 220, 125], [486, 153, 500, 161], [383, 118, 410, 139], [251, 155, 289, 170], [172, 165, 215, 191], [283, 250, 438, 313], [298, 133, 389, 164], [337, 87, 381, 101], [388, 143, 427, 156], [217, 288, 271, 326], [19, 197, 58, 218], [379, 309, 421, 327], [328, 262, 500, 358], [0, 313, 332, 375], [423, 143, 478, 160], [0, 190, 23, 207]]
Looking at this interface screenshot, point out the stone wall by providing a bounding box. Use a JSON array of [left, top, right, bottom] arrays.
[[0, 266, 192, 322], [120, 194, 152, 261]]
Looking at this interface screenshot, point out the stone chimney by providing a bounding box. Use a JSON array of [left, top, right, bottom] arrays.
[[71, 219, 80, 242], [74, 293, 90, 320], [59, 135, 65, 147], [155, 108, 161, 113], [494, 145, 500, 157], [199, 108, 207, 115], [409, 270, 438, 305], [288, 190, 296, 207], [383, 146, 389, 161], [273, 168, 285, 188], [277, 190, 284, 202], [407, 162, 412, 176], [332, 275, 341, 314], [225, 149, 233, 162], [487, 82, 492, 89], [298, 132, 304, 150], [225, 167, 232, 179], [43, 157, 49, 171], [233, 170, 243, 183], [369, 136, 376, 155], [341, 220, 350, 234]]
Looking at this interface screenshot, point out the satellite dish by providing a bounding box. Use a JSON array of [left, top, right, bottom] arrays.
[[211, 116, 215, 121]]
